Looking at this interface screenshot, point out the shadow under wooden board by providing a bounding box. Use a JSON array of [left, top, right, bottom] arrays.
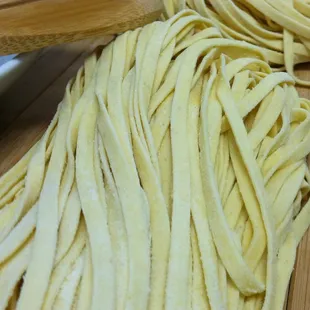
[[0, 44, 310, 309]]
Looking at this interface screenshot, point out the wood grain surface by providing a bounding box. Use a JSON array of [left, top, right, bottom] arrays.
[[286, 63, 310, 310], [0, 42, 309, 309], [0, 0, 162, 55]]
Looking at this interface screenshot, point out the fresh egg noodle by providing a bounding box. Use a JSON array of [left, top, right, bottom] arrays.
[[163, 0, 310, 86], [1, 9, 310, 310]]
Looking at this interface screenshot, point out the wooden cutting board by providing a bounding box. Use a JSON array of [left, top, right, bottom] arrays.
[[0, 42, 309, 310], [0, 0, 162, 54]]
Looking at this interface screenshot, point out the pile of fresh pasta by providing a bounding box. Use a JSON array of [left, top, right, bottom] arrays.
[[1, 6, 310, 310], [164, 0, 310, 86]]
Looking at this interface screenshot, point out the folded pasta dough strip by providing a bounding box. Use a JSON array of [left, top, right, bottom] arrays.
[[129, 22, 171, 309], [271, 231, 296, 310], [165, 37, 199, 310], [0, 199, 19, 233], [96, 44, 150, 309], [0, 180, 24, 209], [75, 241, 92, 310], [190, 224, 210, 310], [56, 63, 96, 225], [97, 137, 128, 310], [136, 22, 175, 173], [243, 253, 267, 310], [17, 79, 74, 310], [228, 135, 266, 270], [58, 67, 87, 221], [0, 204, 36, 264], [55, 57, 98, 234], [188, 77, 224, 309], [266, 162, 303, 202], [107, 32, 136, 156], [249, 88, 284, 151], [76, 79, 115, 309], [149, 57, 181, 119], [217, 56, 277, 309], [52, 250, 84, 310], [200, 62, 264, 296], [43, 219, 86, 309], [0, 144, 36, 201], [150, 93, 173, 154], [272, 165, 306, 229], [157, 129, 173, 216], [221, 73, 293, 133], [0, 241, 32, 310], [55, 184, 81, 264], [223, 164, 242, 308]]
